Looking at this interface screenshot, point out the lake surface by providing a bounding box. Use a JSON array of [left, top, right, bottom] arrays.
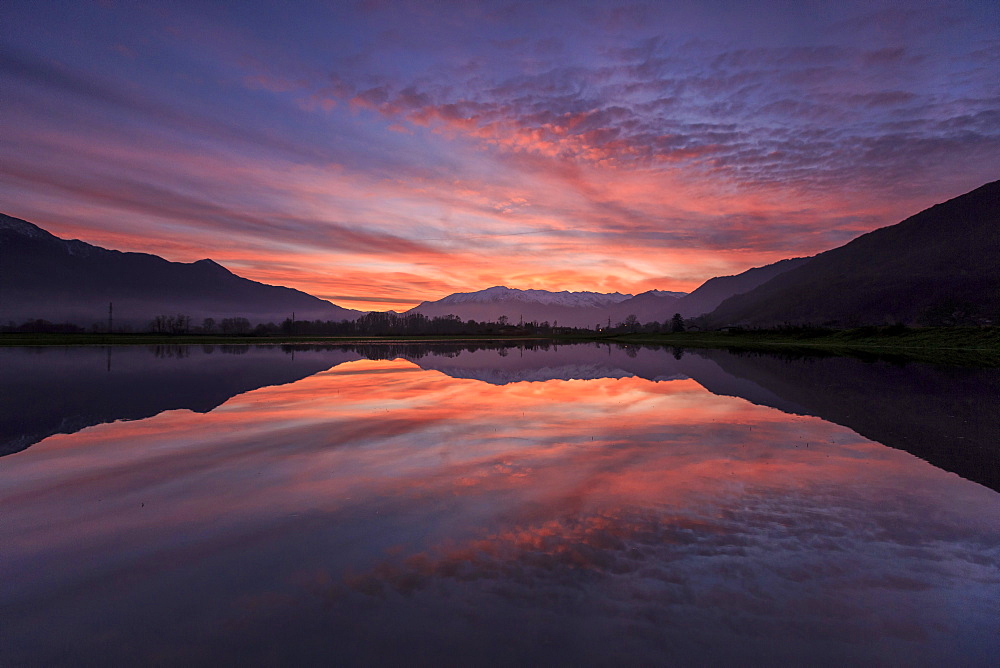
[[2, 343, 999, 665]]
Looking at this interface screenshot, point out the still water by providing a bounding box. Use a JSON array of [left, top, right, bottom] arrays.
[[2, 343, 999, 665]]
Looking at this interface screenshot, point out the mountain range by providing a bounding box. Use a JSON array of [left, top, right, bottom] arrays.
[[0, 213, 801, 329], [0, 214, 362, 329], [404, 256, 813, 326], [407, 286, 688, 328]]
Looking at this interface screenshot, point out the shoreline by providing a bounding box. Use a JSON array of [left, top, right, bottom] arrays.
[[3, 326, 999, 366]]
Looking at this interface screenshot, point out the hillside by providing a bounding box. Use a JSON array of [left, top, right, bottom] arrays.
[[675, 257, 811, 317], [0, 214, 363, 329], [701, 180, 1000, 327]]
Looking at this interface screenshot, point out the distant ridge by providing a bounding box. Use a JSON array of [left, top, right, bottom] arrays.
[[408, 286, 688, 328], [701, 180, 1000, 327], [0, 213, 363, 328]]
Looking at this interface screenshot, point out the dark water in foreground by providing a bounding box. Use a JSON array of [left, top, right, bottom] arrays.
[[2, 343, 998, 665]]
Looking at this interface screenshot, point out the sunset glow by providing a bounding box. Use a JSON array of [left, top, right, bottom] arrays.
[[2, 2, 998, 310]]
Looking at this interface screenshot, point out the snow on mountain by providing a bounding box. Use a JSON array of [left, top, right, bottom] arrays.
[[435, 286, 634, 308], [408, 285, 690, 327], [0, 214, 51, 239]]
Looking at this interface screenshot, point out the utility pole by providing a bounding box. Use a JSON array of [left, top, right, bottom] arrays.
[[108, 302, 113, 333]]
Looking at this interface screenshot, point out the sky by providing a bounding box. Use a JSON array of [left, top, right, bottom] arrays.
[[1, 1, 998, 311]]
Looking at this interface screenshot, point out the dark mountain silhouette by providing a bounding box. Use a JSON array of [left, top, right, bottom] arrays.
[[675, 257, 811, 317], [0, 213, 363, 328], [701, 180, 1000, 327], [0, 345, 363, 457]]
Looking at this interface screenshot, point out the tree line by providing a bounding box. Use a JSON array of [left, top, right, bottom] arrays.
[[2, 311, 689, 336]]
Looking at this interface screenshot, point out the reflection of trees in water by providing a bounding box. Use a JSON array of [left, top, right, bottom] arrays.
[[614, 344, 639, 358], [149, 345, 190, 359], [272, 340, 561, 362]]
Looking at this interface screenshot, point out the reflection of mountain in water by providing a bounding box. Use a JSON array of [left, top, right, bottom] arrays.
[[3, 342, 764, 456], [3, 342, 997, 494], [0, 346, 361, 456], [396, 343, 807, 413], [399, 344, 1000, 492], [404, 343, 684, 383], [691, 349, 1000, 493]]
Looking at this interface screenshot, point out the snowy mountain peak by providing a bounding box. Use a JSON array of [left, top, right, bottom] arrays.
[[0, 214, 102, 257], [436, 286, 634, 308], [0, 214, 51, 240]]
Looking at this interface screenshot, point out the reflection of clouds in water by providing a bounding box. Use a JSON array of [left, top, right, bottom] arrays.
[[317, 482, 1000, 661]]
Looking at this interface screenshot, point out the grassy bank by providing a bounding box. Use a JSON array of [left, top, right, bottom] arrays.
[[605, 326, 1000, 366]]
